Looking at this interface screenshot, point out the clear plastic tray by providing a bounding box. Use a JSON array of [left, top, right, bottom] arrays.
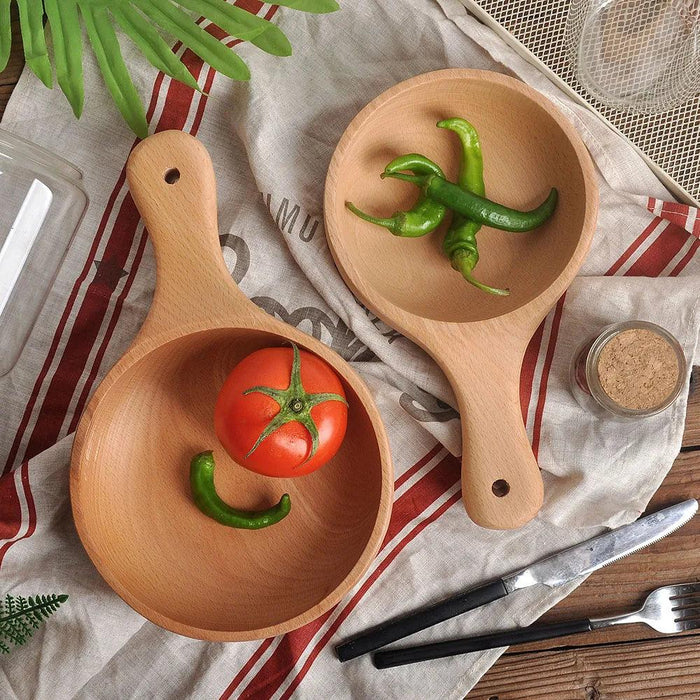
[[0, 129, 88, 376]]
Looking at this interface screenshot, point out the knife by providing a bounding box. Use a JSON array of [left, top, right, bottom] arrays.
[[335, 499, 698, 662]]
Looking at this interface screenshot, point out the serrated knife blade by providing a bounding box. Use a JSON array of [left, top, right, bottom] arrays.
[[503, 499, 698, 593]]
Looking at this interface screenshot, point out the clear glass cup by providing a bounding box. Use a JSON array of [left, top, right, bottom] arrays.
[[0, 129, 88, 376], [566, 0, 700, 113], [570, 320, 687, 419]]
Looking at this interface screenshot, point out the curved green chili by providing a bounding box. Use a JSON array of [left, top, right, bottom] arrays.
[[437, 118, 508, 296], [385, 169, 558, 233], [346, 154, 447, 238], [190, 451, 291, 529]]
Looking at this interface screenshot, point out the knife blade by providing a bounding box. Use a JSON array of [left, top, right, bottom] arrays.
[[503, 498, 698, 593], [335, 499, 697, 662]]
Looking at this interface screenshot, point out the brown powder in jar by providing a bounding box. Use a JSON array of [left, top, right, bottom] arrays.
[[596, 328, 680, 411]]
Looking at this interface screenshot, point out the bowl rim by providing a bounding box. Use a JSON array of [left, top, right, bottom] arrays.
[[70, 321, 394, 641]]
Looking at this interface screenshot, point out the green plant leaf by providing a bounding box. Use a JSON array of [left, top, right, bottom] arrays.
[[0, 593, 68, 653], [78, 3, 149, 139], [274, 0, 340, 13], [111, 4, 200, 92], [15, 0, 53, 86], [173, 0, 291, 57], [0, 0, 11, 73], [131, 0, 250, 82], [44, 0, 84, 117]]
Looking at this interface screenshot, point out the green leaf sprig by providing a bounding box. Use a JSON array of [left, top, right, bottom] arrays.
[[0, 593, 69, 654], [1, 0, 340, 137]]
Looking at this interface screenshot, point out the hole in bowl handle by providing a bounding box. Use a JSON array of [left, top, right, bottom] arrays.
[[126, 131, 249, 335], [442, 334, 544, 530]]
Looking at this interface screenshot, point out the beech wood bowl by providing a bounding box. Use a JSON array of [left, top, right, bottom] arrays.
[[324, 69, 598, 530], [70, 131, 393, 641]]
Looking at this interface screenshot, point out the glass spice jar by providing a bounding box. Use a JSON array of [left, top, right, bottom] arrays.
[[0, 128, 88, 376], [570, 321, 687, 419]]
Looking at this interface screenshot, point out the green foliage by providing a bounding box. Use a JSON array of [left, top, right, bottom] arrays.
[[0, 0, 339, 137], [0, 593, 69, 654]]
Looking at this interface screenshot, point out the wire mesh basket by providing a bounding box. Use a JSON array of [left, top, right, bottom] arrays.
[[566, 0, 700, 114], [462, 0, 700, 204]]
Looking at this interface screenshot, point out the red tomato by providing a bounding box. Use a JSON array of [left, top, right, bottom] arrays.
[[214, 345, 348, 477]]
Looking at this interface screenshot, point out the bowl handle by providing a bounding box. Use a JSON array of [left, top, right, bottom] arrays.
[[439, 326, 544, 530], [126, 130, 252, 337]]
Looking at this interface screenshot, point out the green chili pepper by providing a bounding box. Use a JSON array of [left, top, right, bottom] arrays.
[[346, 154, 447, 238], [437, 118, 509, 296], [385, 170, 558, 233], [190, 451, 291, 529]]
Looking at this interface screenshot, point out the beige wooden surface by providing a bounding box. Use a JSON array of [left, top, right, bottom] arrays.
[[324, 68, 598, 530], [70, 130, 393, 642], [1, 18, 698, 700]]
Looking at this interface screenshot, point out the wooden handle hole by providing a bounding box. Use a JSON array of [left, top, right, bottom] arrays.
[[164, 168, 181, 184], [492, 479, 510, 498]]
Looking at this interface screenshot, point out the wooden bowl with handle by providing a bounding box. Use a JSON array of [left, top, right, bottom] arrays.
[[70, 131, 393, 641], [324, 69, 598, 530]]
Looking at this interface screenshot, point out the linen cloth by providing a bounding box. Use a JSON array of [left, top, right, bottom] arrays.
[[1, 0, 699, 697]]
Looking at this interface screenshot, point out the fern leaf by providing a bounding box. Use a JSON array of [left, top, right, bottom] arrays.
[[0, 0, 11, 73], [131, 0, 250, 82], [0, 593, 69, 654], [15, 0, 53, 87], [111, 4, 201, 92], [44, 0, 84, 117], [172, 0, 292, 57], [78, 3, 149, 139]]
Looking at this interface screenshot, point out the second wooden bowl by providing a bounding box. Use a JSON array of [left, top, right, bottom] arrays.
[[325, 70, 598, 530]]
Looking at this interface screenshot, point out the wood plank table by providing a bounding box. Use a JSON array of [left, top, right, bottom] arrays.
[[1, 16, 698, 700]]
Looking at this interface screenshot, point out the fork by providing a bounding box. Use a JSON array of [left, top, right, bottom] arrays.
[[373, 582, 700, 669]]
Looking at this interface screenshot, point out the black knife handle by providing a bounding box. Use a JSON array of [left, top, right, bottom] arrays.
[[335, 579, 508, 662], [373, 618, 593, 668]]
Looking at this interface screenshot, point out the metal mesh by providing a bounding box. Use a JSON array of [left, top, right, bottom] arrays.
[[462, 0, 700, 202], [566, 0, 700, 113]]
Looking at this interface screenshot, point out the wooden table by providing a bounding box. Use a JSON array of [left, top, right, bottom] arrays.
[[2, 18, 698, 700]]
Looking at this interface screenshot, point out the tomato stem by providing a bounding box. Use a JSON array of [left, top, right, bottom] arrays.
[[243, 344, 348, 463]]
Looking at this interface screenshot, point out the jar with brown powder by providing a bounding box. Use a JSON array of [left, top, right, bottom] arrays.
[[571, 321, 686, 418]]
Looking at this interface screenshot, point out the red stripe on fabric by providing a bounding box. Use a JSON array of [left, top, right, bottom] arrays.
[[646, 197, 657, 216], [0, 463, 36, 568], [21, 194, 143, 460], [394, 443, 442, 490], [279, 492, 463, 700], [519, 321, 546, 422], [625, 221, 689, 276], [66, 229, 151, 434], [605, 217, 662, 275], [236, 0, 264, 11], [530, 295, 566, 458], [237, 453, 461, 700], [669, 239, 700, 276], [154, 53, 200, 133], [219, 638, 276, 700], [660, 201, 692, 230], [0, 470, 21, 540]]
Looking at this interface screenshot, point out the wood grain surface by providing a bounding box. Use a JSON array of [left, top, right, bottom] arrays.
[[325, 69, 599, 530], [70, 131, 393, 641], [1, 18, 698, 700]]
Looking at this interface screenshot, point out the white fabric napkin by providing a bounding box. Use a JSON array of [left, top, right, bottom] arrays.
[[1, 1, 698, 698]]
